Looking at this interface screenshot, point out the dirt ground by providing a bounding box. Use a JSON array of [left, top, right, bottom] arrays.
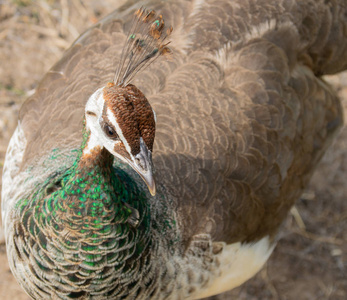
[[0, 1, 346, 299]]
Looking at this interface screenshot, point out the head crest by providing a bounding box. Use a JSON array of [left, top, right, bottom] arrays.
[[114, 7, 173, 86]]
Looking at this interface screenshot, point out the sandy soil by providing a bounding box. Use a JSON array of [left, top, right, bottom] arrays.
[[0, 1, 346, 299]]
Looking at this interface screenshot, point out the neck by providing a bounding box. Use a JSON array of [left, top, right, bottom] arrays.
[[58, 124, 149, 228], [59, 128, 124, 221]]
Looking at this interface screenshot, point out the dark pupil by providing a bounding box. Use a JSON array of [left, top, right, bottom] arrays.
[[106, 125, 115, 136]]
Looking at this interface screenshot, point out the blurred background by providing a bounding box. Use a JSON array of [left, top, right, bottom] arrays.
[[0, 1, 346, 299]]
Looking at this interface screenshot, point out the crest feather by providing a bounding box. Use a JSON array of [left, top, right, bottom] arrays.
[[114, 7, 173, 86]]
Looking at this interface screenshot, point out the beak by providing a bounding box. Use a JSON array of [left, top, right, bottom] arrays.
[[127, 138, 156, 196]]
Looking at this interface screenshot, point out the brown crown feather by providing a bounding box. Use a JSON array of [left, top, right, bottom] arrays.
[[102, 82, 156, 156]]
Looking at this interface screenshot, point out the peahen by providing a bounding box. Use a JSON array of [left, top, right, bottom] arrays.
[[1, 0, 346, 299]]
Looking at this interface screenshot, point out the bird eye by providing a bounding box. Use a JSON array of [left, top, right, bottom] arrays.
[[86, 111, 96, 117], [104, 124, 118, 139]]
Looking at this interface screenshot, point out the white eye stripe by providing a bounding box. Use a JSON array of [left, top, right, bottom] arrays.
[[106, 108, 132, 156]]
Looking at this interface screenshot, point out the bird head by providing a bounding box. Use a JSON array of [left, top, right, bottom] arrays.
[[83, 7, 173, 196], [85, 82, 156, 196]]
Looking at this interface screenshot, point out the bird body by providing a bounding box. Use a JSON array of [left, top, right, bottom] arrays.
[[1, 0, 346, 299]]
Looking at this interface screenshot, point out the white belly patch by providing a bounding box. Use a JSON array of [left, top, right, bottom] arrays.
[[194, 235, 275, 299]]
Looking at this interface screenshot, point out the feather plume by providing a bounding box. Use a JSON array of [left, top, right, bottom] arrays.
[[114, 7, 173, 86]]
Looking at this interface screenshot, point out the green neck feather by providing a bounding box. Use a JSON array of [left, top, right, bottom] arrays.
[[33, 123, 149, 226], [16, 124, 152, 287]]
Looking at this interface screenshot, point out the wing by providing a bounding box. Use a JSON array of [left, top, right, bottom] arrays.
[[17, 0, 346, 246]]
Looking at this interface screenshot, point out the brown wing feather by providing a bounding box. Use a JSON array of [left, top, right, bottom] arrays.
[[19, 0, 345, 246]]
